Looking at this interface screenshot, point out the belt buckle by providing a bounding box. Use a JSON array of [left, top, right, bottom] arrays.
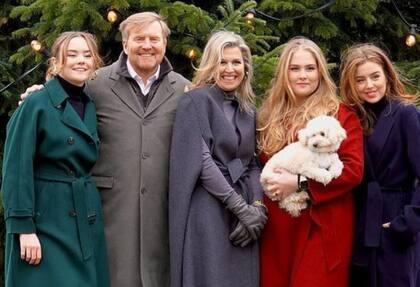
[[87, 213, 97, 224]]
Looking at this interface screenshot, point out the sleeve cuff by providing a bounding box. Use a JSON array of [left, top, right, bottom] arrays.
[[6, 217, 36, 234]]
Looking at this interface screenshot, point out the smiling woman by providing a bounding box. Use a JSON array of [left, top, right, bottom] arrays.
[[340, 43, 420, 287], [1, 31, 109, 287], [53, 37, 95, 86], [169, 31, 266, 287], [215, 46, 245, 91], [258, 37, 363, 287]]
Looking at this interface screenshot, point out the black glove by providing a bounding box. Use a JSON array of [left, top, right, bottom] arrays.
[[229, 221, 253, 247], [225, 192, 268, 240]]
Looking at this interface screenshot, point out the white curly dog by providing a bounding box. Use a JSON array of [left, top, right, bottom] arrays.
[[260, 115, 347, 217]]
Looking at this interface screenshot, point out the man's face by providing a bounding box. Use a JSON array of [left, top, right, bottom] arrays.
[[123, 21, 166, 81]]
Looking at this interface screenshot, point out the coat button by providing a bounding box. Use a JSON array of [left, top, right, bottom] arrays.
[[67, 137, 75, 145], [141, 187, 147, 194], [69, 211, 77, 217], [142, 152, 150, 159], [68, 169, 75, 176]]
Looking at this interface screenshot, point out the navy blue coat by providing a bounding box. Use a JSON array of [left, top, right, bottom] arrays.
[[352, 100, 420, 287]]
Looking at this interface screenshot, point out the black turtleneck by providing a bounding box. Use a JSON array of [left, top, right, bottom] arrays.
[[364, 97, 388, 128], [57, 75, 88, 120]]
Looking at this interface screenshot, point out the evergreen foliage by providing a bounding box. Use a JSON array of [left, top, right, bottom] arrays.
[[0, 1, 418, 285]]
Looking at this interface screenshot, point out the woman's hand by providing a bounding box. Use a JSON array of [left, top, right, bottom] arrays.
[[264, 168, 298, 201], [383, 222, 391, 228], [19, 233, 42, 265]]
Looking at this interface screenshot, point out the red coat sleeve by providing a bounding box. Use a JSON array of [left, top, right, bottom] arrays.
[[309, 105, 364, 205]]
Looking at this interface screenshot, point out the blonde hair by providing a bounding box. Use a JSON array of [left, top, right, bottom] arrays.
[[339, 43, 417, 134], [46, 31, 103, 80], [190, 30, 255, 113], [119, 12, 170, 42], [258, 37, 340, 156]]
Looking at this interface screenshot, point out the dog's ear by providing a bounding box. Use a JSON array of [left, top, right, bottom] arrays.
[[298, 128, 308, 146], [330, 125, 347, 145], [336, 126, 347, 143]]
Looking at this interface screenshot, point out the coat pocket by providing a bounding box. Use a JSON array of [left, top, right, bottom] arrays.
[[382, 189, 412, 223], [91, 175, 114, 189]]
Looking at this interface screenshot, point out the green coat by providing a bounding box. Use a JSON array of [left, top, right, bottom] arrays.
[[1, 78, 109, 287]]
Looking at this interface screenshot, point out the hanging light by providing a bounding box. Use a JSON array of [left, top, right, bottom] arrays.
[[245, 8, 256, 23], [186, 48, 197, 60], [30, 40, 42, 52], [107, 9, 119, 23], [405, 25, 417, 47]]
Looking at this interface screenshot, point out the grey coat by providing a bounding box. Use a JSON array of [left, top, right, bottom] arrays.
[[86, 53, 189, 287], [169, 85, 263, 287]]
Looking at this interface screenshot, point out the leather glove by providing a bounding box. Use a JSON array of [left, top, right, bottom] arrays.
[[229, 221, 253, 247], [225, 192, 268, 240]]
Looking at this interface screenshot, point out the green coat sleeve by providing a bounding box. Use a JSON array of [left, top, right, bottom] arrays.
[[2, 94, 42, 234]]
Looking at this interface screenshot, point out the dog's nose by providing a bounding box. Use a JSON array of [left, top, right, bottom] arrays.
[[313, 143, 318, 148]]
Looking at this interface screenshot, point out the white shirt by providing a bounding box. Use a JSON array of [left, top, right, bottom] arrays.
[[126, 59, 160, 95]]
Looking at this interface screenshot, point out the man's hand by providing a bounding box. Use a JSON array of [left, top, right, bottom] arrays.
[[19, 84, 44, 105], [20, 233, 42, 265]]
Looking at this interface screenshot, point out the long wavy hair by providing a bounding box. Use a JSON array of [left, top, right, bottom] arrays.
[[340, 43, 418, 135], [46, 31, 103, 80], [258, 37, 340, 156], [189, 30, 255, 113]]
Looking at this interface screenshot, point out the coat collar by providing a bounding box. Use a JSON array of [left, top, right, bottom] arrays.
[[366, 100, 400, 167], [109, 52, 176, 118], [207, 84, 254, 156], [44, 78, 97, 145]]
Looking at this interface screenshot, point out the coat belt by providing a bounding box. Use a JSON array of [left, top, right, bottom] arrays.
[[35, 167, 94, 261], [215, 158, 251, 203]]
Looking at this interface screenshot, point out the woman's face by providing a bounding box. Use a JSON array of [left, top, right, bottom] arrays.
[[288, 49, 319, 103], [215, 46, 245, 92], [58, 37, 95, 87], [355, 61, 387, 104]]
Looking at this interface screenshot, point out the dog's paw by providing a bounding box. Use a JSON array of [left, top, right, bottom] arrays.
[[279, 192, 310, 217], [312, 170, 333, 185], [328, 161, 344, 178]]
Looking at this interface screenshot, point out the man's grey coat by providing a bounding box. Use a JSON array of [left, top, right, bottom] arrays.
[[86, 53, 189, 287]]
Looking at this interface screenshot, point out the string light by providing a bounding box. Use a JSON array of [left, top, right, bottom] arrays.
[[186, 48, 197, 60], [30, 40, 42, 52], [405, 25, 417, 47], [391, 0, 418, 47], [244, 0, 336, 22], [0, 40, 47, 94], [107, 9, 119, 23], [245, 9, 255, 20]]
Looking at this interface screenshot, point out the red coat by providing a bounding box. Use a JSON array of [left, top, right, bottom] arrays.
[[260, 105, 364, 287]]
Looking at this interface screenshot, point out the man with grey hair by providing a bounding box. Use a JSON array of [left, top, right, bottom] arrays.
[[21, 12, 189, 287], [88, 12, 189, 287]]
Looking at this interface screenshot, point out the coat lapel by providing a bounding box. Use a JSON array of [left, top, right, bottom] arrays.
[[144, 76, 174, 117], [235, 108, 254, 160], [211, 85, 239, 143], [83, 101, 99, 147], [45, 78, 96, 143], [111, 77, 144, 118], [366, 101, 399, 167]]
